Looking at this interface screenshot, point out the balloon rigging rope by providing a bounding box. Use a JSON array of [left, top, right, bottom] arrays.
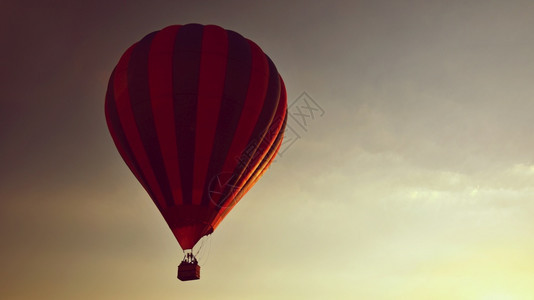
[[195, 238, 205, 258], [195, 235, 212, 267], [202, 235, 212, 266]]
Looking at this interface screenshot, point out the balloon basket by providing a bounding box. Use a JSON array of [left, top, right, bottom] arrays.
[[178, 262, 200, 281], [178, 254, 200, 281]]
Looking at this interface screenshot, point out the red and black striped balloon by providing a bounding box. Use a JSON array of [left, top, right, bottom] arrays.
[[105, 24, 287, 250]]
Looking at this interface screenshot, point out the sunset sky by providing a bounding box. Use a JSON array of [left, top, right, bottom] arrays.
[[3, 1, 534, 299]]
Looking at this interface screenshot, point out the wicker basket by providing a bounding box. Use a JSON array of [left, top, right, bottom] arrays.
[[178, 262, 200, 281]]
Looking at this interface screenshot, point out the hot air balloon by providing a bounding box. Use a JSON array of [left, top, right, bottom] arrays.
[[105, 24, 287, 281]]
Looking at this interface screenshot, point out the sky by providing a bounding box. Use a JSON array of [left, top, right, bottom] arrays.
[[2, 0, 534, 299]]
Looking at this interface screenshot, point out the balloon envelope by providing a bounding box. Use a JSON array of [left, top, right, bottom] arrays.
[[105, 24, 287, 250]]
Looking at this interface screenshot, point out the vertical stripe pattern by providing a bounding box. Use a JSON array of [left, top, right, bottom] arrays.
[[149, 25, 184, 206], [105, 24, 287, 250]]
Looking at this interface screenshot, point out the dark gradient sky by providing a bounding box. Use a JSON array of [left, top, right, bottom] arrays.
[[3, 1, 534, 298]]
